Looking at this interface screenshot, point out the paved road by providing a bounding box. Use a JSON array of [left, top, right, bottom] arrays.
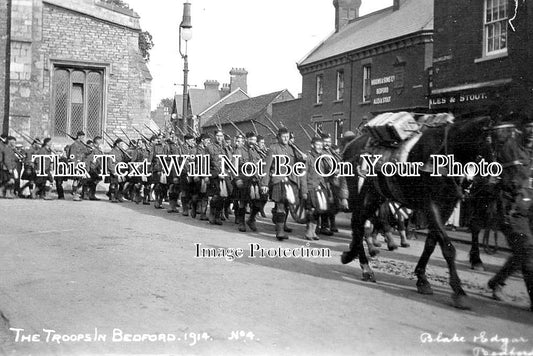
[[0, 197, 531, 355]]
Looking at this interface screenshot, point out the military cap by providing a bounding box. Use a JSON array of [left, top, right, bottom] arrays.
[[343, 131, 356, 139], [42, 138, 52, 146], [32, 138, 42, 145], [76, 131, 86, 137], [246, 132, 256, 138], [199, 133, 210, 140], [184, 134, 194, 140], [114, 138, 123, 146]]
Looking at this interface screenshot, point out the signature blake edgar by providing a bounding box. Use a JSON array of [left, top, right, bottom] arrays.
[[420, 331, 532, 356]]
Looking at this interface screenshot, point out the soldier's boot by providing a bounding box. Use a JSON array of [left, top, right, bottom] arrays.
[[246, 208, 259, 232], [237, 208, 246, 232], [5, 187, 15, 199], [143, 187, 150, 205], [305, 222, 316, 241], [190, 200, 197, 219], [181, 199, 189, 216], [89, 185, 100, 201], [0, 185, 5, 198], [81, 185, 89, 200], [72, 185, 81, 201], [318, 215, 333, 236], [110, 192, 118, 203], [364, 236, 380, 257], [30, 187, 39, 200], [117, 191, 125, 203], [208, 206, 217, 225], [283, 213, 293, 233], [216, 209, 224, 226], [385, 231, 399, 251], [329, 215, 339, 233], [200, 201, 209, 221], [43, 187, 53, 201], [167, 199, 179, 213], [274, 212, 289, 241]]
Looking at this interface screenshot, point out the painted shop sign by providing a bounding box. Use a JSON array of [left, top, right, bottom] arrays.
[[429, 92, 489, 108], [372, 75, 395, 105]]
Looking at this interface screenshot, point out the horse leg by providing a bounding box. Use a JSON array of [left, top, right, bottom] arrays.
[[428, 201, 470, 309], [414, 231, 438, 295], [469, 224, 485, 271]]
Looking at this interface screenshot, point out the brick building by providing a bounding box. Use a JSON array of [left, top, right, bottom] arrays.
[[282, 0, 433, 149], [429, 0, 532, 118], [3, 0, 151, 145]]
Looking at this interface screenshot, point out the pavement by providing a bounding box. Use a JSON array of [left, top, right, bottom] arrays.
[[0, 194, 531, 356]]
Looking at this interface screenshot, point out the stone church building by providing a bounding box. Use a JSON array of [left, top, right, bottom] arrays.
[[1, 0, 151, 143]]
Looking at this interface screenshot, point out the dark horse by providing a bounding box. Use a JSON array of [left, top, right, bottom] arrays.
[[342, 116, 493, 309]]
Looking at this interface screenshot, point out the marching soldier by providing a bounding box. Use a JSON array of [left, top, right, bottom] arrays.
[[192, 134, 211, 220], [34, 138, 54, 200], [84, 136, 103, 201], [67, 131, 90, 201], [166, 137, 181, 214], [487, 122, 533, 311], [302, 136, 328, 240], [107, 138, 127, 203], [260, 127, 300, 240], [245, 132, 266, 232], [180, 134, 197, 216], [23, 138, 42, 199], [256, 135, 268, 218], [206, 129, 232, 225], [232, 134, 251, 232], [0, 136, 19, 199], [150, 135, 169, 209]]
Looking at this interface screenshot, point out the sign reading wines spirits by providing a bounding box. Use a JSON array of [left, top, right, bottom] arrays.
[[371, 75, 395, 105]]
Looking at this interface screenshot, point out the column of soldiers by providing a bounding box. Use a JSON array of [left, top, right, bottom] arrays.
[[1, 126, 348, 242]]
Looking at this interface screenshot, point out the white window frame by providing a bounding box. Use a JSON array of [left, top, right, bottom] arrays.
[[336, 70, 344, 101], [484, 0, 508, 57], [362, 65, 371, 103], [316, 74, 324, 104]]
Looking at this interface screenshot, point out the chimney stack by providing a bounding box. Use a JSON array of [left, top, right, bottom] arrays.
[[229, 68, 248, 94], [204, 80, 220, 92], [334, 0, 362, 33], [220, 83, 231, 97], [393, 0, 400, 11]]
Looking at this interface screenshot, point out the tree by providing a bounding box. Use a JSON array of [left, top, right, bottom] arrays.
[[139, 31, 154, 62], [159, 97, 174, 110]]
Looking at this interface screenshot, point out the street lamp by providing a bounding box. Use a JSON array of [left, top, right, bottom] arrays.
[[179, 1, 192, 133]]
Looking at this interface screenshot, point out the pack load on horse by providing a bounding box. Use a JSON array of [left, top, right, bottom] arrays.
[[342, 111, 497, 310]]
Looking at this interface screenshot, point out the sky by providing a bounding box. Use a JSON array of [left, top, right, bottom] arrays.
[[125, 0, 393, 109]]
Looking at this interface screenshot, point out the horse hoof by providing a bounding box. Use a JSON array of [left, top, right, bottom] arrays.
[[362, 272, 377, 283], [471, 263, 485, 272], [452, 294, 471, 310], [417, 284, 434, 295], [341, 251, 356, 265]]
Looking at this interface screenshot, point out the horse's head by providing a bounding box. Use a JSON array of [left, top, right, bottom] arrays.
[[448, 116, 495, 163]]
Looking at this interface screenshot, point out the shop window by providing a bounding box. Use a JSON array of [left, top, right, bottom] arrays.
[[484, 0, 508, 56], [53, 66, 104, 138]]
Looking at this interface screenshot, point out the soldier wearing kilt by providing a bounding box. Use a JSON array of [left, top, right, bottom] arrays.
[[302, 137, 330, 240], [21, 138, 41, 198], [166, 137, 182, 214], [150, 135, 169, 209], [206, 130, 233, 225], [34, 138, 55, 200], [1, 136, 19, 199], [180, 134, 197, 216], [232, 134, 251, 232], [67, 131, 90, 201], [192, 134, 211, 220], [106, 139, 127, 203], [260, 127, 300, 240], [83, 136, 103, 201], [245, 132, 266, 232]]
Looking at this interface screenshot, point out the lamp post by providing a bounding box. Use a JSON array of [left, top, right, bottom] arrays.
[[178, 1, 192, 133]]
